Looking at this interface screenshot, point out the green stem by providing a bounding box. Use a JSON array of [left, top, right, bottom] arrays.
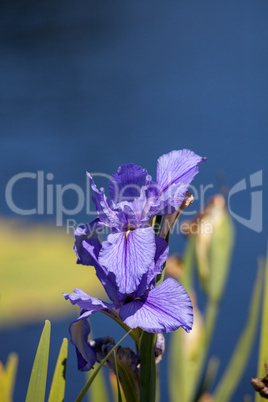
[[140, 332, 156, 402]]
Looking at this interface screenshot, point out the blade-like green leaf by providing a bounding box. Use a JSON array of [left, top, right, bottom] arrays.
[[169, 328, 186, 402], [208, 211, 234, 302], [48, 337, 68, 402], [26, 320, 51, 402], [181, 236, 195, 290], [114, 352, 123, 402], [255, 253, 268, 402], [213, 268, 263, 402], [115, 350, 139, 402], [197, 356, 220, 398], [76, 329, 132, 402], [139, 331, 156, 402]]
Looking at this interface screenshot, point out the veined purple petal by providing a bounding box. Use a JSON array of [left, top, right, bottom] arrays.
[[69, 317, 96, 371], [98, 227, 156, 295], [119, 278, 193, 333], [149, 182, 189, 216], [148, 150, 206, 216], [117, 185, 153, 228], [63, 288, 115, 311], [156, 149, 206, 194], [109, 163, 151, 203]]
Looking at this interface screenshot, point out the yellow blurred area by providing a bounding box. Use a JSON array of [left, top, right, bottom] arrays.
[[0, 218, 105, 328]]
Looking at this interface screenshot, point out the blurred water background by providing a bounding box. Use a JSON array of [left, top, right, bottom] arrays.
[[0, 0, 268, 400]]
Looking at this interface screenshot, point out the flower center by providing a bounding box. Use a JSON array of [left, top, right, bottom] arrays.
[[124, 294, 135, 304]]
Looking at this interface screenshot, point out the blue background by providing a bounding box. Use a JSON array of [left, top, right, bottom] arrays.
[[0, 1, 267, 400]]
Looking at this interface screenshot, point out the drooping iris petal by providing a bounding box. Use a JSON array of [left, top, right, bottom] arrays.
[[109, 163, 151, 203], [136, 236, 169, 295], [69, 316, 96, 371], [153, 236, 169, 277], [63, 288, 115, 311], [119, 278, 193, 333], [82, 240, 122, 304], [156, 149, 205, 194], [98, 226, 156, 295], [74, 218, 103, 266]]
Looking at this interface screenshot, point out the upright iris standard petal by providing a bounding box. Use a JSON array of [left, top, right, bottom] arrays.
[[151, 149, 206, 216], [98, 226, 156, 295], [156, 149, 205, 194], [109, 163, 151, 202], [87, 172, 123, 230], [119, 278, 193, 333], [69, 316, 96, 371]]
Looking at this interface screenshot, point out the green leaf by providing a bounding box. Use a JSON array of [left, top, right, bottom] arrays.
[[0, 353, 18, 401], [115, 350, 139, 402], [208, 212, 234, 302], [181, 236, 195, 290], [139, 331, 156, 402], [26, 320, 51, 402], [213, 267, 263, 402], [48, 338, 68, 402], [76, 329, 132, 402], [255, 252, 268, 402], [6, 353, 18, 398], [198, 356, 220, 397], [169, 328, 186, 402], [114, 352, 123, 402]]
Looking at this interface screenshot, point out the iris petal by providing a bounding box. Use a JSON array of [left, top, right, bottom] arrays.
[[81, 240, 122, 304], [87, 172, 122, 229], [156, 149, 205, 194], [63, 288, 115, 311], [119, 278, 193, 333], [69, 317, 96, 371], [98, 227, 156, 295], [148, 150, 205, 216], [109, 163, 151, 202], [136, 236, 169, 295], [74, 218, 103, 266]]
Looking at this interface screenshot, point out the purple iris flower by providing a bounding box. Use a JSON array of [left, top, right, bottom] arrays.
[[64, 149, 205, 370], [74, 149, 206, 297]]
